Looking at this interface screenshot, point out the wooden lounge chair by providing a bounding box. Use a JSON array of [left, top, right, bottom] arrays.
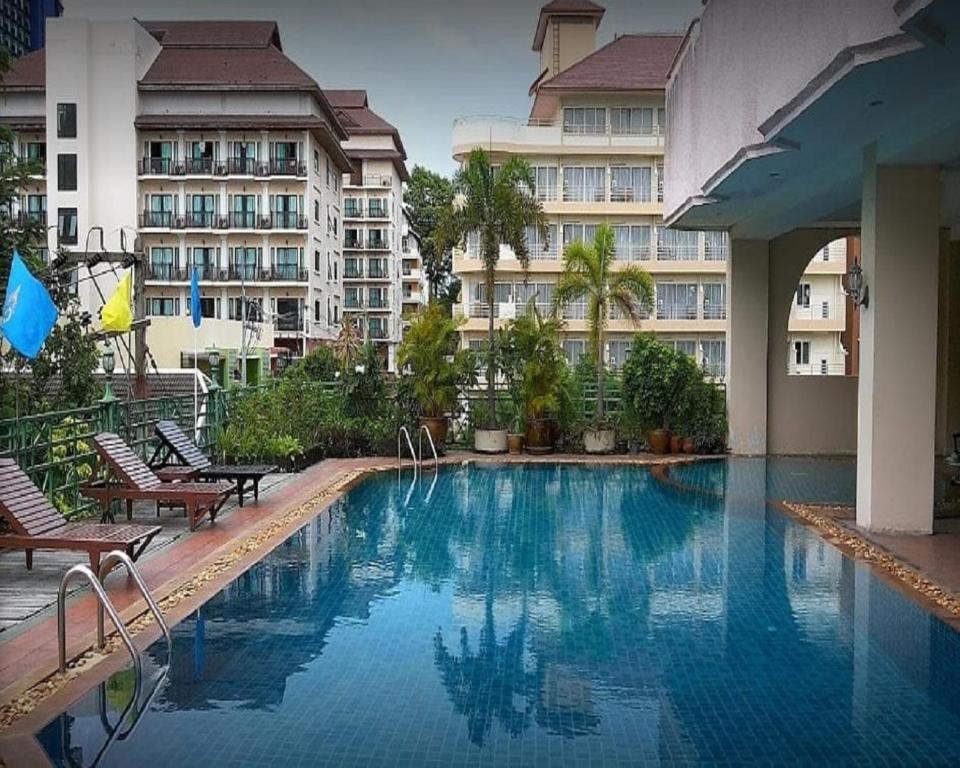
[[84, 433, 234, 531], [151, 420, 276, 507], [0, 458, 160, 572]]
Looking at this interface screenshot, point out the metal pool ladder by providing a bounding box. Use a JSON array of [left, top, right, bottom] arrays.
[[418, 425, 439, 472], [58, 550, 171, 674], [397, 426, 419, 472]]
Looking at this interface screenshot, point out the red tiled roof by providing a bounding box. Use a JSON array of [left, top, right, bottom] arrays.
[[533, 0, 605, 51], [327, 89, 407, 159], [2, 49, 45, 90], [138, 20, 281, 49], [325, 89, 368, 109], [537, 33, 683, 92], [140, 46, 318, 89]]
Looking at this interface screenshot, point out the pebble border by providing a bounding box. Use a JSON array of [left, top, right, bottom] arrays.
[[0, 466, 371, 733], [782, 501, 960, 617]]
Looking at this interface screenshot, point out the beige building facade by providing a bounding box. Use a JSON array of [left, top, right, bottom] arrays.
[[451, 1, 850, 381]]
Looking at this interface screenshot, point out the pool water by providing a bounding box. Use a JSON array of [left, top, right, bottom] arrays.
[[38, 461, 960, 766]]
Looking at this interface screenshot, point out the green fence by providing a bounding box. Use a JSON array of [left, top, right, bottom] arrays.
[[0, 389, 225, 520]]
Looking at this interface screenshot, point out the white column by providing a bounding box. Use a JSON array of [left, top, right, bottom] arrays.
[[726, 239, 769, 455], [857, 150, 939, 533]]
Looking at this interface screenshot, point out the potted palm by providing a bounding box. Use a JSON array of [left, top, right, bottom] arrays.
[[397, 304, 476, 445], [505, 304, 568, 454], [436, 148, 547, 454], [554, 223, 653, 454]]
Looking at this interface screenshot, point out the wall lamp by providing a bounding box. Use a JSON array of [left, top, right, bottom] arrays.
[[843, 261, 869, 309]]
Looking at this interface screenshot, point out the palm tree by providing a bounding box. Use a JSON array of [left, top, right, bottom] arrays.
[[553, 223, 654, 424], [332, 316, 362, 369], [436, 148, 547, 430]]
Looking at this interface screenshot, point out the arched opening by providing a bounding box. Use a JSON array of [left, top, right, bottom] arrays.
[[785, 236, 860, 378]]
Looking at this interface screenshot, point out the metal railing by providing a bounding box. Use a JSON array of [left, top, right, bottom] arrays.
[[398, 426, 418, 472], [418, 425, 438, 471], [97, 550, 171, 662], [59, 564, 140, 675]]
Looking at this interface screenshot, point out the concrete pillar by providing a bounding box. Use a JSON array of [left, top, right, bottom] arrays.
[[727, 239, 770, 454], [857, 151, 939, 533]]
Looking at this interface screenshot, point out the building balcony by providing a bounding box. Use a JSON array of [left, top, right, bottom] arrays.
[[228, 212, 258, 229], [344, 205, 364, 219], [275, 314, 303, 332], [267, 158, 307, 177], [146, 264, 177, 281], [227, 157, 258, 175], [656, 305, 699, 321], [368, 326, 389, 339], [346, 174, 394, 189], [367, 298, 390, 310], [367, 205, 389, 219], [184, 211, 217, 228], [702, 303, 728, 321], [263, 213, 308, 230], [366, 268, 390, 280], [452, 116, 665, 159], [140, 211, 174, 229], [344, 238, 364, 249], [138, 157, 306, 178], [344, 268, 364, 279], [344, 299, 363, 310], [14, 211, 47, 228], [188, 264, 218, 281], [367, 238, 389, 250], [184, 157, 215, 176]]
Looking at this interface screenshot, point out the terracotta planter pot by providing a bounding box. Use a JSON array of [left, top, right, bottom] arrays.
[[584, 428, 616, 454], [475, 428, 508, 454], [648, 428, 671, 455], [420, 416, 448, 446], [682, 437, 696, 454], [507, 433, 524, 455], [525, 417, 554, 455], [669, 435, 683, 454]]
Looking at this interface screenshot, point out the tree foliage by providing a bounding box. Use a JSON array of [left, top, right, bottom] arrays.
[[553, 223, 653, 425], [435, 148, 547, 429], [405, 165, 454, 298]]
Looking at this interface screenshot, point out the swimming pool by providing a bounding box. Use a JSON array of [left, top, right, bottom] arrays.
[[36, 460, 960, 766]]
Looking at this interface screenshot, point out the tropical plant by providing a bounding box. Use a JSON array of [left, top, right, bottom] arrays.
[[286, 344, 339, 381], [341, 341, 386, 417], [435, 148, 547, 429], [554, 224, 653, 427], [621, 333, 701, 432], [405, 165, 454, 298], [332, 317, 362, 369], [397, 304, 476, 419], [504, 305, 570, 421]]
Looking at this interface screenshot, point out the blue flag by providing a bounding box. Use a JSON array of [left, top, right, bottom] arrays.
[[1, 251, 58, 359], [190, 267, 201, 329]]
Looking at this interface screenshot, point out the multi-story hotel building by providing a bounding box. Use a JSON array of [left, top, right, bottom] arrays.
[[451, 1, 852, 380], [326, 90, 410, 371], [1, 17, 355, 376]]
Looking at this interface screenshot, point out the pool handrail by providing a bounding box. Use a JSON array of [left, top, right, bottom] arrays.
[[418, 425, 439, 472], [97, 549, 172, 663], [58, 563, 141, 678], [397, 426, 418, 473]]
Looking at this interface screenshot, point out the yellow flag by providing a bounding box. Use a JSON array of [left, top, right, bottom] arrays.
[[101, 270, 133, 333]]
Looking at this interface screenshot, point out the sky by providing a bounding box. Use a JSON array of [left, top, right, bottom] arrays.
[[64, 0, 703, 175]]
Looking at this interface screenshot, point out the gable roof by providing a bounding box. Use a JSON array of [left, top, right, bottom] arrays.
[[140, 46, 318, 90], [138, 20, 281, 49], [2, 49, 45, 91], [537, 33, 683, 92], [533, 0, 605, 52], [326, 88, 408, 160]]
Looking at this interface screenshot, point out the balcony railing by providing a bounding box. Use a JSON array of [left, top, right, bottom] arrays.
[[613, 245, 651, 262], [344, 298, 363, 309], [656, 304, 699, 321], [275, 314, 303, 332], [188, 264, 218, 281], [228, 157, 257, 175], [344, 266, 364, 279], [535, 185, 558, 202], [790, 361, 846, 376], [368, 326, 388, 339], [610, 187, 651, 203], [367, 205, 389, 219], [367, 237, 388, 250], [562, 186, 606, 203], [184, 157, 215, 175], [268, 158, 306, 177], [139, 158, 173, 175], [702, 303, 727, 320], [344, 205, 364, 219], [268, 266, 308, 282], [140, 211, 173, 228], [268, 213, 308, 230], [146, 264, 176, 281], [15, 211, 47, 228], [185, 211, 216, 228], [228, 265, 259, 281], [792, 295, 845, 321], [229, 212, 258, 229], [367, 267, 389, 279], [344, 237, 364, 249], [656, 245, 700, 262], [367, 297, 389, 309], [703, 361, 727, 380]]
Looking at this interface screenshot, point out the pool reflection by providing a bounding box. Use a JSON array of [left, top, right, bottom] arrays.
[[38, 462, 960, 767]]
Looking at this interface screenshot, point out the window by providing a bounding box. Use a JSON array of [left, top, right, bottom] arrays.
[[794, 340, 810, 366], [314, 250, 321, 273], [656, 160, 664, 202], [315, 300, 321, 322], [57, 154, 77, 191], [314, 149, 321, 174], [345, 286, 362, 308], [532, 166, 558, 201], [344, 197, 362, 218], [657, 228, 699, 261], [186, 141, 215, 174], [147, 298, 178, 317], [272, 194, 299, 228], [702, 340, 726, 379], [273, 247, 300, 280], [563, 107, 606, 135], [145, 194, 174, 227], [186, 194, 216, 227], [608, 340, 632, 371], [149, 246, 176, 280], [57, 208, 77, 245], [563, 340, 586, 367], [190, 247, 217, 279], [314, 200, 320, 222], [704, 231, 727, 261], [25, 194, 46, 225], [333, 304, 339, 324], [231, 247, 259, 280], [146, 141, 174, 175], [230, 194, 257, 228], [702, 283, 726, 320], [610, 166, 651, 202], [610, 107, 654, 136], [562, 166, 606, 202], [524, 223, 557, 260], [562, 223, 598, 251], [189, 297, 217, 319], [57, 103, 77, 138], [24, 141, 45, 166], [368, 199, 387, 218], [656, 282, 698, 320], [796, 283, 811, 308], [228, 141, 257, 174], [612, 225, 651, 262]]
